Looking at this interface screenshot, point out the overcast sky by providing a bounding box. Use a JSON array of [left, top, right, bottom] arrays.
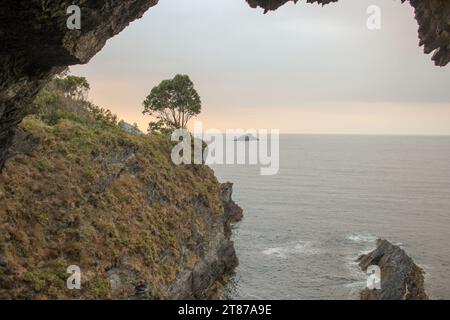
[[72, 0, 450, 135]]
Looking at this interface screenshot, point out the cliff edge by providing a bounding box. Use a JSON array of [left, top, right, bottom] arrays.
[[0, 114, 242, 299]]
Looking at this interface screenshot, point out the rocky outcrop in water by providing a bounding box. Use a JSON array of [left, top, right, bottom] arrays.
[[357, 239, 428, 300]]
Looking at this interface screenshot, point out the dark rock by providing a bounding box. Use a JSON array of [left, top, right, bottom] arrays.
[[247, 0, 337, 13], [0, 253, 6, 268], [220, 182, 244, 224], [167, 182, 243, 299], [93, 182, 241, 300], [5, 127, 42, 160], [357, 239, 428, 300]]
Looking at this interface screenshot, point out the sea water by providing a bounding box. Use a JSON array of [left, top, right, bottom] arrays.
[[210, 135, 450, 299]]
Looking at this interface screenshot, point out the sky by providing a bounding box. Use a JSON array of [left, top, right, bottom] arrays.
[[72, 0, 450, 135]]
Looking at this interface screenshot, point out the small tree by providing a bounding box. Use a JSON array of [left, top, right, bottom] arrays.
[[54, 75, 90, 100], [143, 74, 201, 133], [32, 73, 117, 128]]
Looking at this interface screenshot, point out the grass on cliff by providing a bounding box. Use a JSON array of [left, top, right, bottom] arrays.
[[0, 76, 224, 299]]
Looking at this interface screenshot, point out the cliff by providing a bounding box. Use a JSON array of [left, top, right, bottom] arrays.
[[0, 114, 242, 299], [358, 239, 428, 300]]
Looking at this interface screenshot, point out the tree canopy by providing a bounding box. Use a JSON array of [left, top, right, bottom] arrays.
[[53, 75, 90, 100], [143, 74, 201, 133], [32, 74, 117, 128]]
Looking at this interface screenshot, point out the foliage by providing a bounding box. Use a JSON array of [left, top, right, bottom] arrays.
[[31, 74, 117, 128], [0, 72, 225, 299], [146, 119, 173, 136], [54, 75, 90, 100], [143, 74, 201, 133]]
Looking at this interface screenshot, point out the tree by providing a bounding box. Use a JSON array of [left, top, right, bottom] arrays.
[[32, 73, 117, 128], [143, 74, 201, 133], [54, 75, 90, 100]]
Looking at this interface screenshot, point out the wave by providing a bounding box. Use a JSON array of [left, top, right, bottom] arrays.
[[262, 241, 322, 259], [346, 233, 377, 244]]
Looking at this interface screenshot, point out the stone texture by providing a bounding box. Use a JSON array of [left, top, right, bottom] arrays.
[[357, 239, 428, 300], [100, 182, 242, 299], [153, 182, 242, 299], [410, 0, 450, 67]]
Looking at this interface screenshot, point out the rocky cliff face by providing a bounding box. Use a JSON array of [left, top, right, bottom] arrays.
[[0, 116, 242, 299], [167, 183, 243, 299], [358, 239, 428, 300]]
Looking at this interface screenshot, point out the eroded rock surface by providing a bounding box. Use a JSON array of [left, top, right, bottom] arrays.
[[167, 183, 242, 299], [358, 239, 428, 300]]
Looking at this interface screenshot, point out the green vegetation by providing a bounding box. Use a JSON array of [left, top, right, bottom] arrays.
[[0, 72, 223, 300], [93, 277, 111, 298], [143, 74, 201, 134], [31, 73, 117, 128], [53, 74, 90, 100]]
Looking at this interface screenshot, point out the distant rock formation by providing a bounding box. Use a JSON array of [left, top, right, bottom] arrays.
[[357, 239, 428, 300]]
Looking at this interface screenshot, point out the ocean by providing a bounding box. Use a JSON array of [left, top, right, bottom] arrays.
[[210, 135, 450, 300]]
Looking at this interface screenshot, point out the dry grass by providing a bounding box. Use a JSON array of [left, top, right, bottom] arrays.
[[0, 115, 223, 299]]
